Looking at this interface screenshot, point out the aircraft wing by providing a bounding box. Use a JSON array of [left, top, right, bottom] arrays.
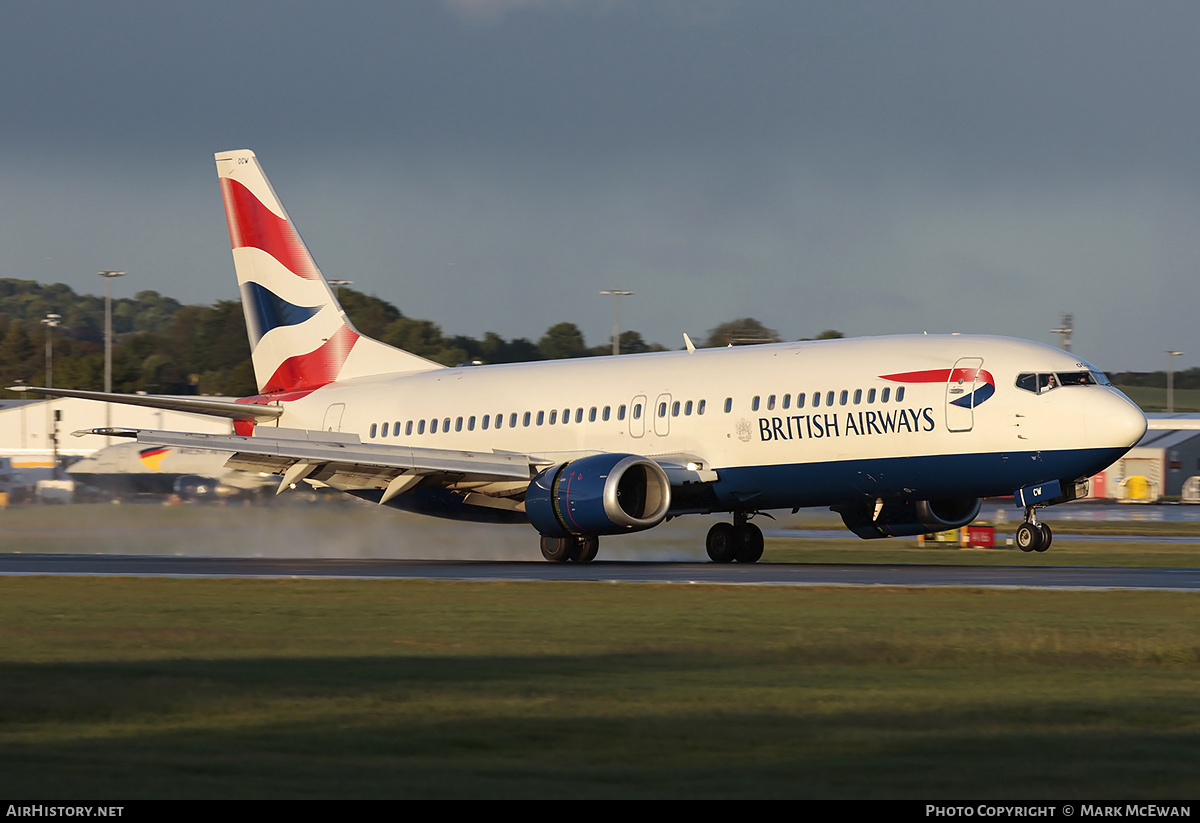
[[74, 426, 538, 504], [1146, 418, 1200, 430], [11, 386, 283, 420]]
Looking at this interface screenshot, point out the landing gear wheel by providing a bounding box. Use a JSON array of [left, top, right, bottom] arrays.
[[706, 522, 738, 563], [1035, 522, 1052, 553], [1015, 522, 1043, 553], [540, 536, 573, 563], [735, 523, 764, 563], [575, 535, 599, 563]]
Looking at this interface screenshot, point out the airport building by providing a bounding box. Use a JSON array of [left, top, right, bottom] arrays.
[[0, 396, 233, 486], [1087, 414, 1200, 502]]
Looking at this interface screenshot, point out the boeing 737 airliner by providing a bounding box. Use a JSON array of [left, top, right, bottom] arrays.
[[19, 150, 1148, 562]]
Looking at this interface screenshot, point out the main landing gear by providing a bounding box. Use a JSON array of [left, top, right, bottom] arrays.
[[539, 534, 599, 563], [706, 512, 764, 563], [1015, 506, 1053, 553]]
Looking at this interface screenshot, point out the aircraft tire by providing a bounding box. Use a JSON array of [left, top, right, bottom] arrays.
[[706, 522, 738, 563], [1015, 522, 1043, 553], [540, 536, 574, 562], [1035, 523, 1052, 553], [575, 535, 600, 563], [735, 523, 764, 563]]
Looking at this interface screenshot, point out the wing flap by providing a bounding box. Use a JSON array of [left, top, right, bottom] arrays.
[[74, 427, 534, 483]]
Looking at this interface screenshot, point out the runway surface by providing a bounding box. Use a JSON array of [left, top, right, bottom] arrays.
[[2, 553, 1198, 591]]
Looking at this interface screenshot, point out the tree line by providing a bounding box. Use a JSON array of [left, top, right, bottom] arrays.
[[0, 278, 842, 399]]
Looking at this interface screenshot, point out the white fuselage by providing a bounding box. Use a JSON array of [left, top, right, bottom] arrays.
[[251, 334, 1145, 514]]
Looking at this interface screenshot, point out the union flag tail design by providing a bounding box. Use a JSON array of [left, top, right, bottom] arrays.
[[215, 149, 441, 397]]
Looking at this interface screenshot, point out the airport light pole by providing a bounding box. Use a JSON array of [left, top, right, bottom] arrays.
[[41, 313, 62, 479], [98, 270, 126, 393], [98, 270, 126, 439], [600, 289, 633, 356], [1167, 350, 1184, 413], [40, 313, 61, 389]]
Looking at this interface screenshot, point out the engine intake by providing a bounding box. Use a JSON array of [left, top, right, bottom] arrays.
[[836, 496, 982, 539], [526, 454, 672, 538]]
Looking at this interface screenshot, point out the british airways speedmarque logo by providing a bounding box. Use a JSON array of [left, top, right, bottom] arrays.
[[880, 367, 996, 409]]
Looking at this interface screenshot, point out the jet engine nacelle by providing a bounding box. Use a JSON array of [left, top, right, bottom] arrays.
[[525, 454, 672, 538], [836, 497, 982, 539]]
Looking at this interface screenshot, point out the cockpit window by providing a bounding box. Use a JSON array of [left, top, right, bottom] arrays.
[[1016, 371, 1100, 394], [1056, 371, 1097, 387]]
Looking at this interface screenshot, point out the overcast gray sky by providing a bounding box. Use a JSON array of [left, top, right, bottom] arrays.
[[2, 0, 1198, 371]]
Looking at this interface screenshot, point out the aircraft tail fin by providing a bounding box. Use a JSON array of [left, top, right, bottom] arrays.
[[215, 149, 442, 396]]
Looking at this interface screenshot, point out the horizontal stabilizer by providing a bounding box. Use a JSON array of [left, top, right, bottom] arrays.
[[1146, 418, 1200, 430], [10, 386, 283, 420]]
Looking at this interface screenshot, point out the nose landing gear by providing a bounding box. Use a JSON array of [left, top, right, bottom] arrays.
[[1015, 507, 1053, 553]]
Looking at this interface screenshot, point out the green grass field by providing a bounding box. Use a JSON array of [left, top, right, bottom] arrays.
[[1, 503, 1198, 798], [0, 577, 1197, 799]]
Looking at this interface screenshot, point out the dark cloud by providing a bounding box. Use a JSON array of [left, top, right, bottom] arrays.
[[2, 1, 1199, 369]]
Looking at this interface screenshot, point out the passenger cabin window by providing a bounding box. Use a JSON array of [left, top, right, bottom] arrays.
[[698, 399, 706, 415], [752, 396, 761, 412], [796, 392, 806, 408], [724, 397, 732, 413], [370, 423, 378, 438], [881, 387, 890, 403], [896, 387, 905, 402]]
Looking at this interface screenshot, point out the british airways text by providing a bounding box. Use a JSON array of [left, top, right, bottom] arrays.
[[759, 407, 937, 442]]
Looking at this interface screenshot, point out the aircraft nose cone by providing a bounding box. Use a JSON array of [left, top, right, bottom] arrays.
[[1085, 390, 1147, 449]]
